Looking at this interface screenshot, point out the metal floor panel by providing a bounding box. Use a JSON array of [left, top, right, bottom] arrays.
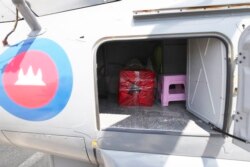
[[99, 96, 217, 136]]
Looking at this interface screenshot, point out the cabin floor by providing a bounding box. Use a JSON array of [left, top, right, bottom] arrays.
[[99, 96, 218, 136]]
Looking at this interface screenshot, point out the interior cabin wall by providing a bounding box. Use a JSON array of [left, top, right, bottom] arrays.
[[162, 39, 187, 75], [97, 39, 187, 97], [97, 41, 159, 97]]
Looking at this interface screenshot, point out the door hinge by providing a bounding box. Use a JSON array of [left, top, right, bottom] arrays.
[[235, 52, 246, 64]]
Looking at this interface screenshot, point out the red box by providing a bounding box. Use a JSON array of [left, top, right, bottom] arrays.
[[118, 70, 156, 106]]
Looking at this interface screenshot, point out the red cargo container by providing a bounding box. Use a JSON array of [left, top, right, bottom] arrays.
[[118, 70, 156, 106]]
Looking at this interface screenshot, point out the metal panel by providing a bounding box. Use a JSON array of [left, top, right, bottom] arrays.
[[99, 150, 250, 167], [26, 0, 118, 16], [0, 130, 10, 144], [0, 0, 16, 22], [234, 26, 250, 144], [51, 155, 96, 167], [133, 3, 250, 17], [3, 131, 89, 162], [98, 131, 250, 161], [187, 38, 227, 129]]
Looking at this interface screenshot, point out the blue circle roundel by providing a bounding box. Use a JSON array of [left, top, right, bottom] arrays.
[[0, 38, 73, 121]]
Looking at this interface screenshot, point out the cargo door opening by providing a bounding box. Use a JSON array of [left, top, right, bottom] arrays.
[[96, 37, 227, 136]]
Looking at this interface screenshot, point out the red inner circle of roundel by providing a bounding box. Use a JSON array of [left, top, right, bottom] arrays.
[[3, 50, 59, 109]]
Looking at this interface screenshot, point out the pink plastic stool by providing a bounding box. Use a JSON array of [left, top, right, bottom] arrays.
[[159, 75, 186, 106]]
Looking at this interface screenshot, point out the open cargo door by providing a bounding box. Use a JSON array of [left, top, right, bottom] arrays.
[[187, 38, 227, 129], [233, 26, 250, 151]]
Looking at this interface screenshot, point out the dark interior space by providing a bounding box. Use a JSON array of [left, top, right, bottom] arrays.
[[96, 38, 217, 135]]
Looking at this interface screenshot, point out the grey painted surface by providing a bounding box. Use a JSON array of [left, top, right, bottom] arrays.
[[2, 132, 88, 162], [0, 0, 16, 22], [97, 131, 250, 162], [0, 143, 50, 167], [99, 149, 250, 167], [0, 142, 95, 167], [51, 156, 96, 167], [187, 38, 227, 129], [234, 25, 250, 149]]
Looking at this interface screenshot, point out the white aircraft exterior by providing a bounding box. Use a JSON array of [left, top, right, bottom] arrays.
[[0, 0, 250, 166]]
